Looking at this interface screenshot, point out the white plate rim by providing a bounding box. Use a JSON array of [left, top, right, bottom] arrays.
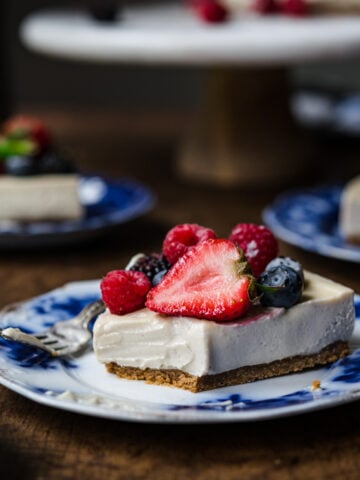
[[0, 281, 359, 424], [263, 184, 360, 263]]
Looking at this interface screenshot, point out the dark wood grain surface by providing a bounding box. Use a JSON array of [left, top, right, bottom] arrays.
[[1, 109, 360, 480]]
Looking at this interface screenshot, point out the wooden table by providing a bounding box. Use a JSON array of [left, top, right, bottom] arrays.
[[1, 109, 360, 479]]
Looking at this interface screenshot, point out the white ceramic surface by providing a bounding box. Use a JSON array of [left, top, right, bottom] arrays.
[[21, 4, 360, 65]]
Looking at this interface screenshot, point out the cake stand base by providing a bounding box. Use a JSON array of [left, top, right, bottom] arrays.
[[177, 67, 310, 186]]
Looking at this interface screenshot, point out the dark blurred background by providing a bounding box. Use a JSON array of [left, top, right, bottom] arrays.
[[2, 0, 204, 116], [3, 0, 360, 115]]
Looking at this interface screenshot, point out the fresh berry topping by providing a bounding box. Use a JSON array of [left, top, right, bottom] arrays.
[[152, 269, 169, 287], [257, 265, 304, 308], [229, 223, 278, 277], [4, 155, 36, 176], [163, 223, 217, 265], [3, 115, 51, 153], [3, 149, 75, 177], [191, 0, 229, 23], [282, 0, 309, 16], [265, 256, 304, 282], [252, 0, 280, 14], [146, 238, 255, 322], [0, 135, 36, 160], [129, 253, 171, 285], [101, 270, 152, 315], [36, 150, 76, 174]]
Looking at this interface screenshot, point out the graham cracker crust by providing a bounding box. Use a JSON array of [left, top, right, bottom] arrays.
[[105, 340, 350, 393]]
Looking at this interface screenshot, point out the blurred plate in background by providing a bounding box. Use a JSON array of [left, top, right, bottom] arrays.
[[0, 175, 155, 248], [263, 184, 360, 262]]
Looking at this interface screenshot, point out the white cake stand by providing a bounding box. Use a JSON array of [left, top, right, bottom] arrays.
[[21, 3, 360, 185]]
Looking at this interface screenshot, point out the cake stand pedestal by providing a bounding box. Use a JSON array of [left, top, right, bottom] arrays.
[[20, 3, 360, 185], [177, 66, 307, 185]]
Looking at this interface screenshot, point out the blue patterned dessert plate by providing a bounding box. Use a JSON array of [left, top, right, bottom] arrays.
[[0, 175, 155, 248], [0, 281, 359, 423], [263, 184, 360, 263]]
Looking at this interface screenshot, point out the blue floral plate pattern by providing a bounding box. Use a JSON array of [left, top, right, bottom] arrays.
[[263, 184, 360, 263], [0, 175, 155, 247], [0, 282, 359, 423]]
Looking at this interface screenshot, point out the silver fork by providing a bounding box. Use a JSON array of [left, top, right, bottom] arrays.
[[0, 254, 146, 357], [0, 300, 106, 357]]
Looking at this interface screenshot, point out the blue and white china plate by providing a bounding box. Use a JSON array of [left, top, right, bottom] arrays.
[[0, 175, 155, 248], [263, 184, 360, 263], [0, 281, 360, 423]]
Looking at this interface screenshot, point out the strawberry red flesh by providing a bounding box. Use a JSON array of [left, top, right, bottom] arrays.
[[146, 238, 254, 322]]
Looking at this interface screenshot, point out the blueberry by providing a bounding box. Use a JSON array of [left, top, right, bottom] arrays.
[[258, 265, 304, 308], [5, 155, 35, 176], [36, 150, 75, 174], [152, 269, 168, 286], [265, 256, 304, 282]]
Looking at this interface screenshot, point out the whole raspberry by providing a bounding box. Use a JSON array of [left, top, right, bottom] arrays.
[[101, 270, 151, 315], [252, 0, 281, 14], [192, 0, 229, 23], [163, 223, 217, 264], [229, 223, 278, 277], [282, 0, 308, 16]]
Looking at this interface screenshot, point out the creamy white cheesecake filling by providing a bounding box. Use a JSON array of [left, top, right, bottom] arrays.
[[93, 271, 355, 377], [0, 174, 83, 221]]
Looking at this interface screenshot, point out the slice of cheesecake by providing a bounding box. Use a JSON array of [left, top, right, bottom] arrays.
[[93, 271, 355, 392], [0, 174, 84, 222], [340, 175, 360, 244]]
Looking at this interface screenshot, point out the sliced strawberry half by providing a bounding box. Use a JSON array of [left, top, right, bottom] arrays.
[[146, 238, 255, 322], [3, 115, 51, 153]]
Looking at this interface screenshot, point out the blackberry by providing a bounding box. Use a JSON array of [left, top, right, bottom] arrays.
[[129, 253, 171, 285], [36, 150, 76, 174]]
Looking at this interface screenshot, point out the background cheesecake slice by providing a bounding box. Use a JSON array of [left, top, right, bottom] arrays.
[[0, 174, 83, 222], [0, 115, 84, 223]]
